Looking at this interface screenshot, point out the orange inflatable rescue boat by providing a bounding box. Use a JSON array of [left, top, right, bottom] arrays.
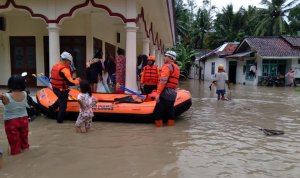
[[36, 88, 192, 121]]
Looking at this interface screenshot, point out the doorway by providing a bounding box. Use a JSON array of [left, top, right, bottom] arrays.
[[44, 36, 86, 78], [10, 37, 36, 87], [228, 61, 237, 84], [105, 42, 116, 58]]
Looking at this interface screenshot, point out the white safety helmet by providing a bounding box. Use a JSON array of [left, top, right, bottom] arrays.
[[164, 51, 177, 60], [60, 52, 73, 62]]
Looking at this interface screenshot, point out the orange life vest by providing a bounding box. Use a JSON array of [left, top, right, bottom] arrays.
[[165, 62, 180, 89], [143, 65, 159, 85], [51, 62, 70, 90]]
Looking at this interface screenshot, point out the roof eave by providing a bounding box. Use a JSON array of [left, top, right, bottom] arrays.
[[261, 56, 300, 59]]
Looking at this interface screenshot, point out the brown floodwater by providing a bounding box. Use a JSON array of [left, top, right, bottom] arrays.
[[0, 80, 300, 178]]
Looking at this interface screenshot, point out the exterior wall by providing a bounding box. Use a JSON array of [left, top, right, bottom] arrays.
[[4, 0, 128, 23], [227, 56, 262, 86], [0, 13, 127, 86], [291, 58, 300, 78], [286, 58, 300, 85], [203, 55, 226, 81], [61, 14, 126, 58], [226, 58, 244, 84], [0, 0, 174, 88], [90, 15, 126, 58], [229, 57, 300, 86], [189, 60, 204, 80], [189, 63, 199, 79], [0, 15, 48, 86], [254, 57, 263, 85]]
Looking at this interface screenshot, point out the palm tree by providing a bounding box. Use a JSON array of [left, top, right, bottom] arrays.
[[239, 6, 260, 36], [175, 0, 191, 44], [190, 0, 216, 49], [288, 5, 300, 35], [254, 0, 300, 36], [190, 8, 210, 49], [209, 4, 243, 46]]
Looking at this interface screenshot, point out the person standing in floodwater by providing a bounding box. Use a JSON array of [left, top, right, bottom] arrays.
[[153, 51, 180, 127], [285, 68, 295, 87], [0, 147, 3, 168], [0, 75, 29, 155], [115, 49, 126, 94], [213, 64, 230, 100], [75, 80, 98, 133]]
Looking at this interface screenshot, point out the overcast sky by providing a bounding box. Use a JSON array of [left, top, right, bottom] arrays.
[[187, 0, 297, 12], [191, 0, 263, 11]]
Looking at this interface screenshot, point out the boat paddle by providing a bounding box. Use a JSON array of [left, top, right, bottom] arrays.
[[33, 74, 76, 100], [116, 83, 146, 99]]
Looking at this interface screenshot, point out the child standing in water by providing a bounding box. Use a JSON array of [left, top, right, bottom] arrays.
[[0, 75, 29, 155], [75, 80, 98, 133]]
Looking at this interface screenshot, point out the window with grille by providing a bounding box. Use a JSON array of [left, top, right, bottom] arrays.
[[211, 62, 215, 75], [246, 60, 255, 81]]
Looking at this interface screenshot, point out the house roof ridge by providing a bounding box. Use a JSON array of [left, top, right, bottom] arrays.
[[246, 36, 280, 38], [281, 35, 300, 38], [224, 42, 240, 44], [240, 36, 300, 57]]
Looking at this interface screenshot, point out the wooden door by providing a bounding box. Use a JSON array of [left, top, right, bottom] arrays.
[[10, 37, 36, 87], [44, 36, 86, 79], [105, 42, 116, 58]]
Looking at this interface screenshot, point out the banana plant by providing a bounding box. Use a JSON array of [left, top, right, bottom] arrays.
[[172, 44, 200, 78]]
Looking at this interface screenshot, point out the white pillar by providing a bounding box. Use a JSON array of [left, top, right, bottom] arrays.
[[125, 24, 139, 92], [85, 15, 93, 57], [150, 45, 156, 57], [142, 38, 150, 55], [161, 55, 164, 68], [156, 49, 161, 68], [47, 23, 61, 76]]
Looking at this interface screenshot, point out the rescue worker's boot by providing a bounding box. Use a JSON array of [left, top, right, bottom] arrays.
[[167, 120, 174, 126], [155, 120, 163, 127]]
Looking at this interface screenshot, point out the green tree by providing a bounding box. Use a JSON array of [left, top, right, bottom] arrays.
[[242, 6, 260, 36], [190, 0, 216, 49], [171, 44, 199, 78], [175, 0, 190, 43], [254, 0, 300, 36], [288, 5, 300, 35], [190, 8, 210, 49], [209, 4, 243, 47]]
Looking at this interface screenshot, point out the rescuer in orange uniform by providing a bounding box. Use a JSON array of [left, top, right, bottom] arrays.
[[153, 50, 180, 127], [49, 52, 81, 123], [141, 55, 160, 95]]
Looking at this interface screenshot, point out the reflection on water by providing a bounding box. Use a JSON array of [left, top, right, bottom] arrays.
[[1, 80, 300, 178]]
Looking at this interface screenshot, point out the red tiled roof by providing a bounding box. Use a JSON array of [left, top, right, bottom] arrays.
[[215, 43, 239, 56], [199, 42, 239, 60], [246, 37, 300, 57], [281, 35, 300, 47]]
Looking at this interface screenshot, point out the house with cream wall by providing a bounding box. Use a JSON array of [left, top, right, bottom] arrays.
[[226, 36, 300, 86], [0, 0, 175, 91], [197, 42, 239, 82]]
